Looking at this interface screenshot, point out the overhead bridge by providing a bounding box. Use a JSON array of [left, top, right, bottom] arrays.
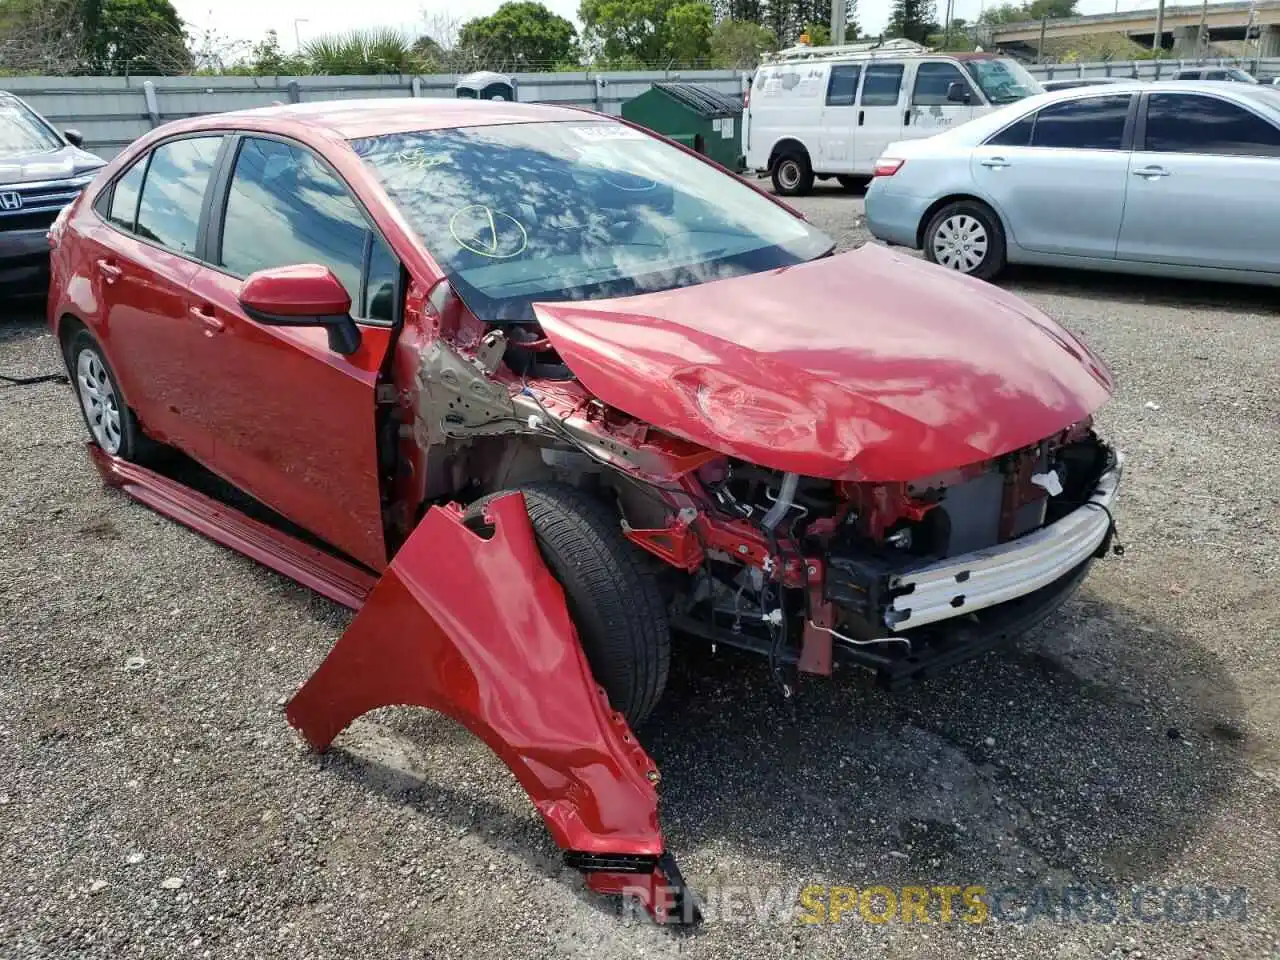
[[985, 0, 1280, 57]]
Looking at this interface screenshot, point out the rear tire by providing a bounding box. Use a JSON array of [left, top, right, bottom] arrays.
[[771, 152, 814, 196], [922, 200, 1007, 281], [464, 484, 671, 726], [66, 329, 151, 462]]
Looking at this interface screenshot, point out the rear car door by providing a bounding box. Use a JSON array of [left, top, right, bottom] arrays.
[[853, 63, 907, 172], [183, 134, 398, 571], [971, 93, 1134, 258], [907, 60, 980, 138], [79, 135, 226, 453], [1117, 91, 1280, 273], [818, 64, 861, 171]]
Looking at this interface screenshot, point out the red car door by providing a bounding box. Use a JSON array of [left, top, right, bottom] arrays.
[[178, 135, 400, 572], [79, 135, 226, 455]]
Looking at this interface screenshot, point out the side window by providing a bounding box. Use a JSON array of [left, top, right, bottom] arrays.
[[1029, 94, 1131, 150], [365, 235, 398, 322], [1144, 93, 1280, 155], [218, 137, 395, 321], [106, 156, 147, 231], [985, 113, 1035, 147], [134, 136, 223, 254], [1204, 70, 1228, 80], [825, 66, 861, 106], [912, 62, 972, 106], [860, 64, 904, 107]]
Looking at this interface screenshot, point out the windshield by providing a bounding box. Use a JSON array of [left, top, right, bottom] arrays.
[[0, 98, 62, 157], [965, 58, 1043, 104], [352, 120, 833, 324], [1226, 68, 1258, 83]]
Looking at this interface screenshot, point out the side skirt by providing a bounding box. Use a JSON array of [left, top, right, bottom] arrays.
[[89, 444, 376, 609]]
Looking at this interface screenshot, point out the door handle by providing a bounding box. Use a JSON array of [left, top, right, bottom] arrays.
[[858, 109, 864, 126], [95, 259, 122, 283], [980, 157, 1011, 168], [904, 109, 911, 125], [1133, 166, 1170, 179], [190, 305, 225, 335]]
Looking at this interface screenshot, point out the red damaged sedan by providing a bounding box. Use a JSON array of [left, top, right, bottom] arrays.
[[48, 99, 1121, 922]]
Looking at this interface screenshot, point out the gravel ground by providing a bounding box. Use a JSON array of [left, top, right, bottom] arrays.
[[2, 190, 1278, 959]]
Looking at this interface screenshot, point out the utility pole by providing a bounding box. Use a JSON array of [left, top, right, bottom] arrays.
[[943, 0, 956, 48], [1153, 0, 1165, 53], [1198, 0, 1209, 56], [831, 0, 847, 46], [1037, 15, 1047, 63]]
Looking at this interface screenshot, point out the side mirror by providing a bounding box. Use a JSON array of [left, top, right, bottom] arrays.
[[64, 128, 85, 147], [238, 264, 361, 356], [946, 82, 972, 104]]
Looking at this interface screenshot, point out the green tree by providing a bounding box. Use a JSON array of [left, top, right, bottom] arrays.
[[801, 22, 830, 44], [886, 0, 937, 44], [88, 0, 192, 75], [978, 0, 1075, 25], [665, 2, 713, 64], [709, 18, 776, 67], [303, 28, 422, 74], [248, 30, 310, 75], [578, 0, 714, 66], [457, 2, 579, 68]]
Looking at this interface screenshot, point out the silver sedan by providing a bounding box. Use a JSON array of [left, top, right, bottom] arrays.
[[864, 81, 1280, 285]]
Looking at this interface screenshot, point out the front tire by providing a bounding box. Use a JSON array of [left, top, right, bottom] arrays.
[[922, 200, 1007, 281], [464, 484, 671, 726], [771, 152, 814, 196], [67, 329, 149, 461]]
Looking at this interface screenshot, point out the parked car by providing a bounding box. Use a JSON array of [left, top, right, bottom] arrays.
[[865, 82, 1280, 284], [1040, 77, 1129, 92], [1171, 66, 1258, 82], [744, 45, 1043, 194], [48, 98, 1121, 920], [1, 91, 104, 294]]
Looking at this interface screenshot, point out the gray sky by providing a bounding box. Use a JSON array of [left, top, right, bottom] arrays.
[[174, 0, 1210, 55]]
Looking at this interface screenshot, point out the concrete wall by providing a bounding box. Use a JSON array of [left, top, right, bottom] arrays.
[[1, 71, 751, 159]]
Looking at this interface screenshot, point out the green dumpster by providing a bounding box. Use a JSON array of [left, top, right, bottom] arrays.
[[620, 82, 744, 172]]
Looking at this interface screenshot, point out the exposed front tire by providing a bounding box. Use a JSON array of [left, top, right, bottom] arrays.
[[67, 329, 150, 461], [922, 200, 1007, 281], [464, 484, 671, 726], [771, 152, 814, 196]]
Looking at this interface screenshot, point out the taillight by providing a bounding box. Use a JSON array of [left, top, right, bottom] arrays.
[[873, 158, 905, 177]]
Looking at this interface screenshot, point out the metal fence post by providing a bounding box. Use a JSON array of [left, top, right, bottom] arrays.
[[411, 76, 422, 97], [142, 80, 160, 128], [287, 80, 301, 104]]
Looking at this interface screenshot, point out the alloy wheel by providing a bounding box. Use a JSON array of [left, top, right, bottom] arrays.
[[76, 348, 122, 455]]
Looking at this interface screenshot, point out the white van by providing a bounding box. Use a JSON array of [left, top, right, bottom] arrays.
[[743, 43, 1043, 195]]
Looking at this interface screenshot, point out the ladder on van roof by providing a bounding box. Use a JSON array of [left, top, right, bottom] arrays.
[[764, 39, 931, 65]]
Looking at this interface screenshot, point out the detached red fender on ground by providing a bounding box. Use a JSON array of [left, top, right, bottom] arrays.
[[88, 448, 697, 924], [287, 494, 699, 922]]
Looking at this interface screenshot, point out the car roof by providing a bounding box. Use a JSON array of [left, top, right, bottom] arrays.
[[164, 97, 596, 142]]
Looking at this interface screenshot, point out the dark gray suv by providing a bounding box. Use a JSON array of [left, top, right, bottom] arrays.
[[1, 92, 105, 294]]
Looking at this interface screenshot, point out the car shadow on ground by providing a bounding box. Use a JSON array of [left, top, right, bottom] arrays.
[[318, 587, 1248, 927], [999, 265, 1280, 315]]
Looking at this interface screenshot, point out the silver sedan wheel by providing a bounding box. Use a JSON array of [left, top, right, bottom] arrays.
[[932, 214, 989, 274], [76, 348, 122, 455], [777, 160, 801, 191]]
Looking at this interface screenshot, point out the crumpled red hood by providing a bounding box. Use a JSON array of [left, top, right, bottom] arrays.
[[533, 244, 1114, 482]]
